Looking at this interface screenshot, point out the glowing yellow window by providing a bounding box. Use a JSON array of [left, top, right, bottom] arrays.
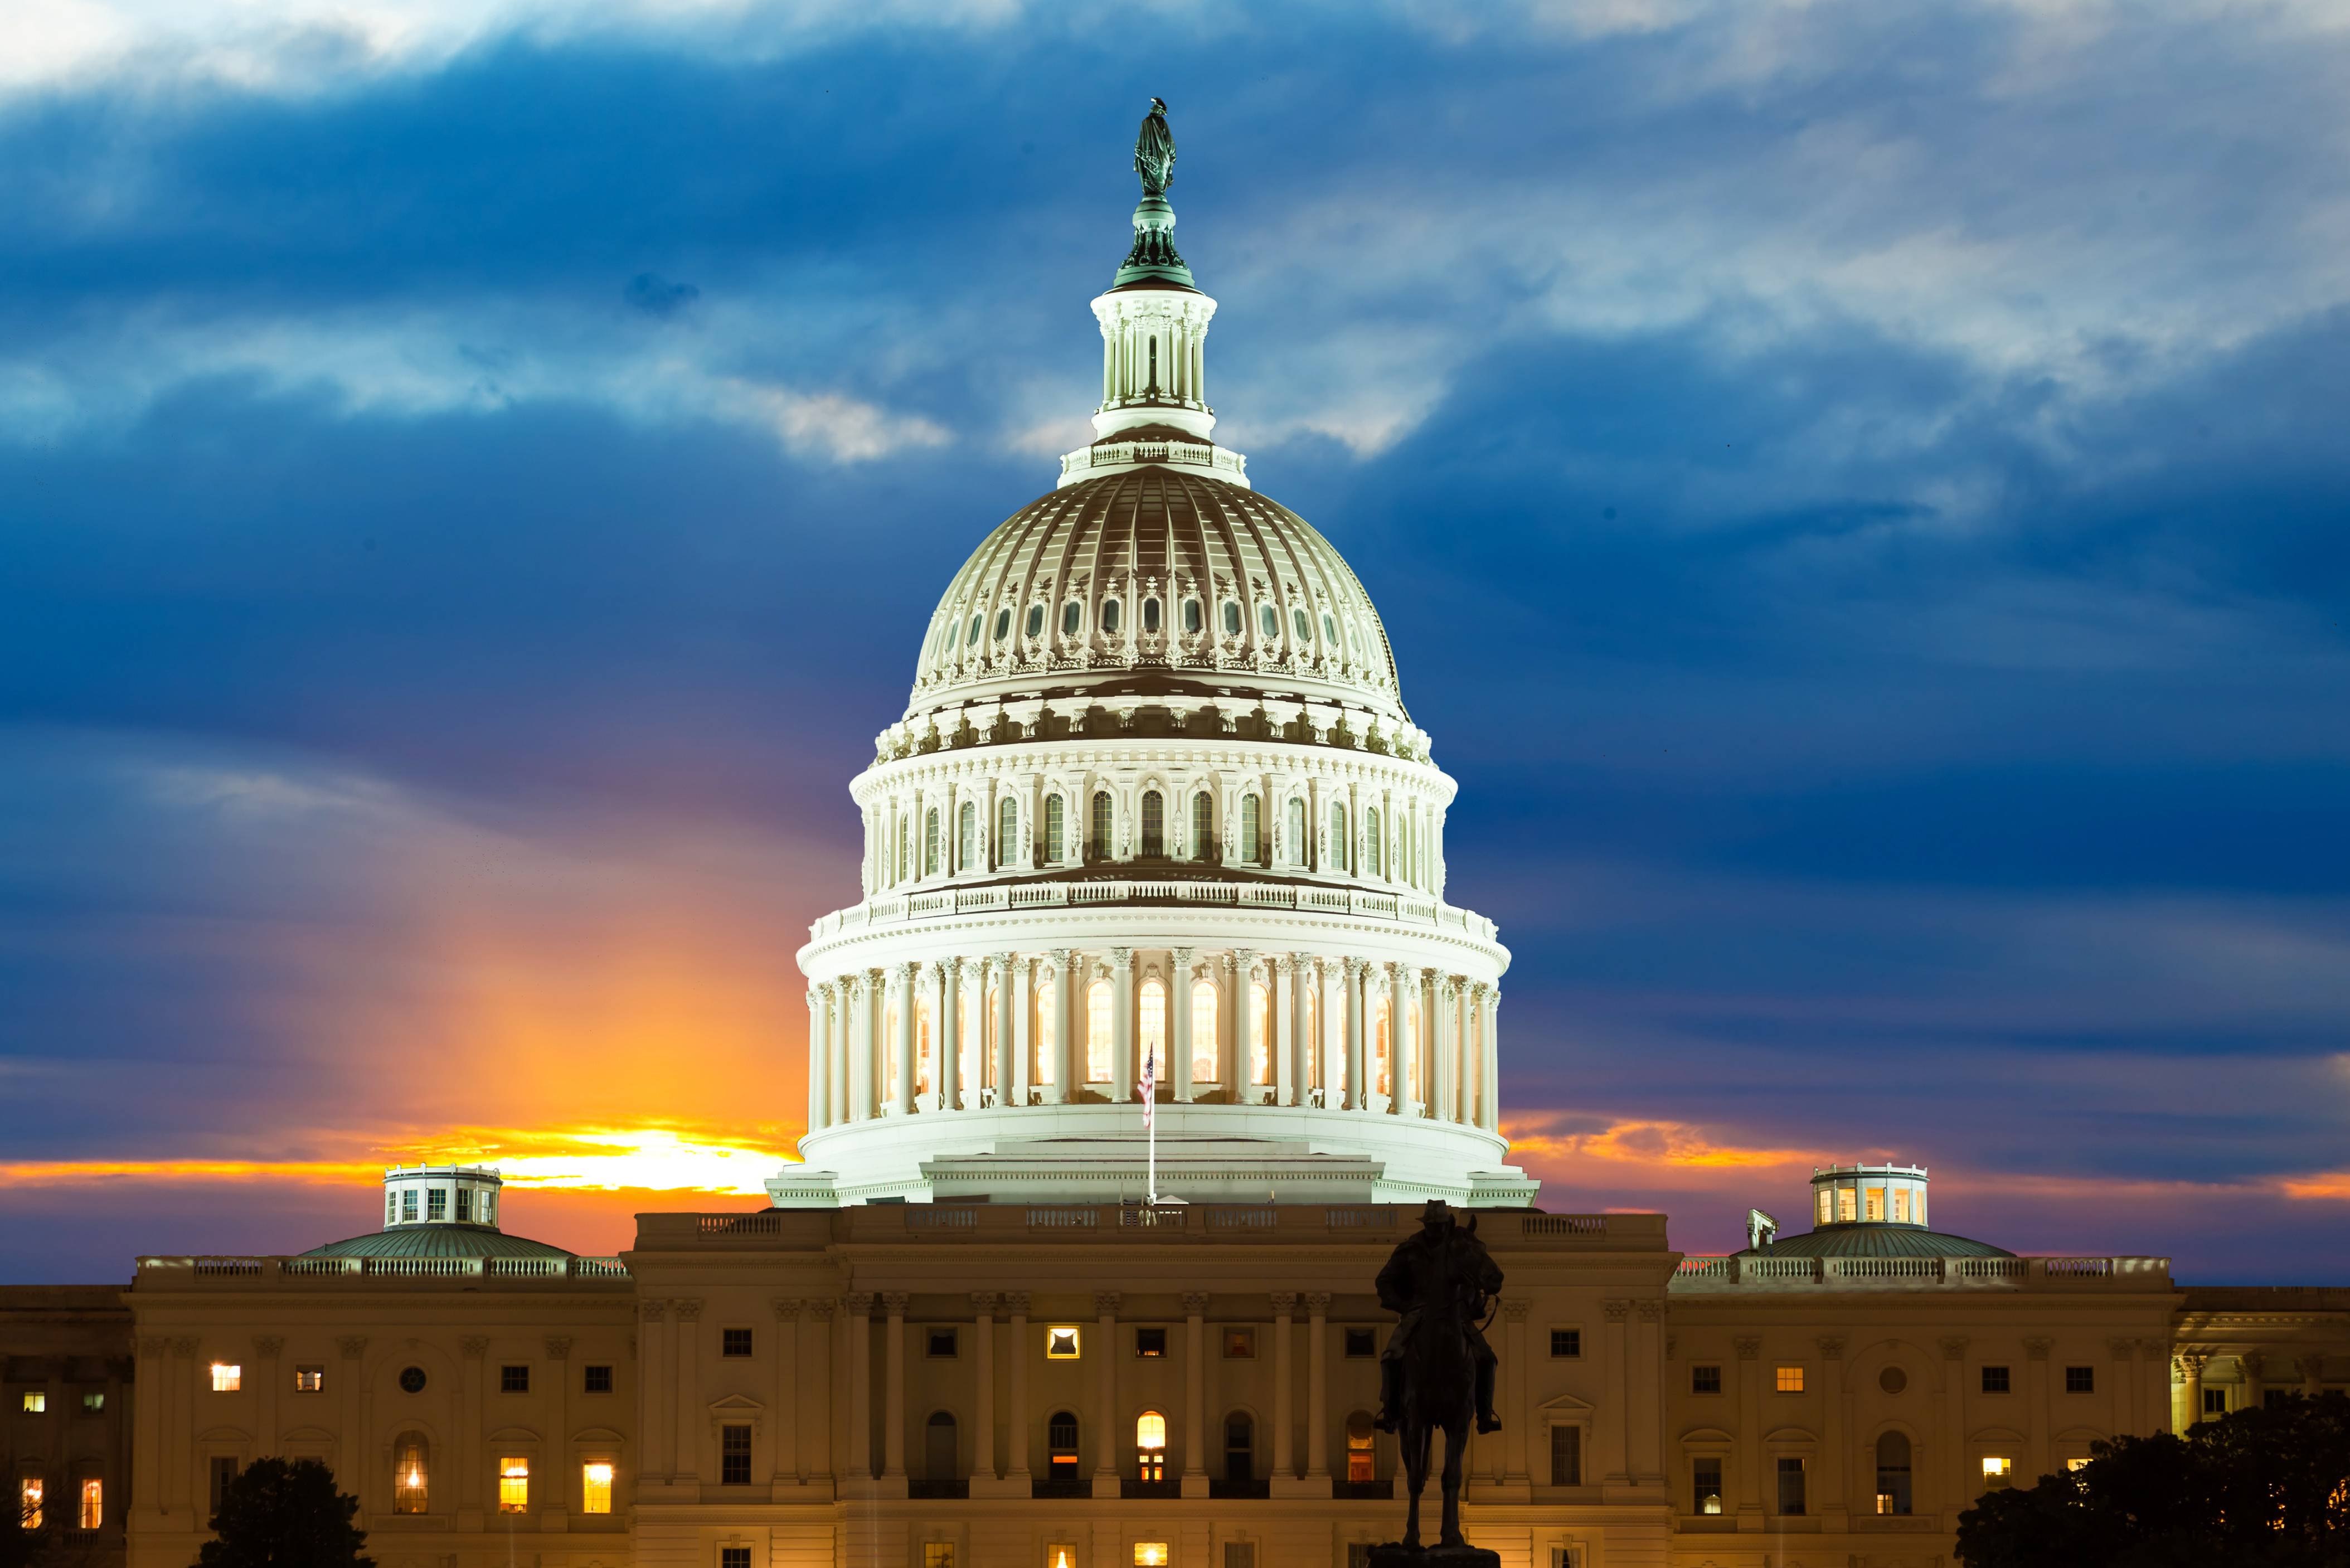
[[20, 1479, 42, 1530], [1047, 1547, 1076, 1568], [1775, 1366, 1804, 1393], [1837, 1188, 1857, 1222], [2065, 1457, 2091, 1472], [1865, 1189, 1884, 1221], [1134, 1546, 1170, 1567], [210, 1363, 241, 1392], [79, 1479, 102, 1530], [498, 1458, 528, 1513], [922, 1547, 954, 1568], [1345, 1410, 1377, 1483], [1046, 1327, 1081, 1360], [1982, 1456, 2013, 1489], [1891, 1189, 1910, 1223], [581, 1462, 613, 1514], [1135, 1411, 1167, 1483], [19, 1393, 42, 1414]]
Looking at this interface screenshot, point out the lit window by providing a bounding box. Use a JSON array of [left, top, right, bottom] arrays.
[[2065, 1457, 2091, 1472], [498, 1458, 528, 1513], [1550, 1329, 1581, 1359], [1139, 982, 1166, 1079], [1137, 1411, 1167, 1482], [1087, 979, 1113, 1083], [211, 1364, 242, 1393], [20, 1479, 41, 1531], [1223, 1327, 1255, 1359], [1136, 1328, 1167, 1359], [1981, 1455, 2013, 1489], [1875, 1430, 1911, 1514], [80, 1392, 104, 1414], [1248, 982, 1270, 1085], [922, 1547, 954, 1568], [501, 1365, 529, 1394], [295, 1366, 323, 1394], [1891, 1189, 1910, 1223], [1049, 1546, 1077, 1568], [1549, 1424, 1581, 1486], [1046, 1327, 1081, 1360], [1344, 1411, 1376, 1483], [20, 1393, 43, 1414], [1837, 1188, 1856, 1222], [78, 1479, 101, 1530], [1817, 1188, 1832, 1224], [1192, 980, 1219, 1082], [1693, 1458, 1722, 1515], [581, 1462, 613, 1514], [721, 1329, 752, 1358], [721, 1424, 751, 1486], [1775, 1366, 1804, 1394], [1033, 983, 1057, 1086], [1864, 1189, 1883, 1221], [1135, 1546, 1169, 1567], [393, 1434, 429, 1513]]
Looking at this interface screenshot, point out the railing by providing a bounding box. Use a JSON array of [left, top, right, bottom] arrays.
[[1027, 1208, 1099, 1230], [1118, 1207, 1187, 1230], [698, 1213, 782, 1237], [1207, 1206, 1279, 1230], [193, 1259, 264, 1277], [808, 878, 1497, 946], [142, 1255, 632, 1284], [1060, 438, 1250, 483], [1520, 1214, 1608, 1238], [1668, 1254, 2171, 1292], [1324, 1207, 1391, 1230], [908, 1206, 978, 1230]]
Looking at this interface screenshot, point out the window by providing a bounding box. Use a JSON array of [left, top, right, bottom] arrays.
[[2203, 1388, 2228, 1416], [1034, 984, 1056, 1086], [1344, 1328, 1377, 1359], [1292, 606, 1312, 643], [958, 802, 976, 870], [1322, 612, 1338, 644], [584, 1365, 613, 1394], [965, 613, 982, 649], [1879, 1366, 1907, 1394], [1049, 1548, 1079, 1568], [921, 1547, 953, 1568], [1693, 1457, 1723, 1514], [2067, 1456, 2093, 1471], [1365, 808, 1381, 875], [1259, 603, 1279, 640], [1550, 1328, 1582, 1360], [1347, 1549, 1373, 1568], [1838, 1187, 1857, 1222], [925, 808, 940, 875], [1981, 1455, 2013, 1490], [1101, 598, 1121, 635], [724, 1550, 754, 1568], [455, 1188, 472, 1222], [1776, 1456, 1807, 1515], [1891, 1188, 1910, 1222], [1134, 1546, 1168, 1568], [1344, 1411, 1376, 1484], [1047, 1411, 1080, 1479], [80, 1391, 104, 1414], [721, 1329, 752, 1359], [1692, 1365, 1722, 1395], [1875, 1431, 1911, 1514], [721, 1424, 751, 1486], [1090, 791, 1113, 861], [1061, 601, 1082, 637], [1025, 604, 1044, 639], [998, 798, 1017, 867], [1223, 1412, 1254, 1481], [1135, 1328, 1168, 1359], [1221, 600, 1241, 637], [1249, 982, 1270, 1085], [925, 1412, 957, 1482], [1285, 798, 1307, 865], [210, 1363, 241, 1393], [1192, 981, 1219, 1082], [393, 1434, 429, 1513], [1141, 790, 1164, 856], [498, 1458, 528, 1513], [1045, 794, 1065, 862], [1223, 1543, 1255, 1568], [1864, 1188, 1883, 1221], [1136, 1411, 1167, 1482], [427, 1188, 448, 1221], [387, 1191, 398, 1224], [1330, 802, 1348, 871], [77, 1479, 100, 1531], [402, 1190, 418, 1221], [1981, 1365, 2011, 1394], [1223, 1327, 1255, 1359], [581, 1462, 613, 1514], [501, 1364, 530, 1393], [1087, 979, 1113, 1083], [1183, 599, 1202, 635], [20, 1478, 41, 1531], [1191, 793, 1212, 862], [994, 608, 1011, 643], [20, 1393, 42, 1413], [1142, 597, 1160, 634], [1046, 1327, 1081, 1360], [926, 1328, 958, 1359], [1549, 1424, 1582, 1486], [1240, 793, 1261, 863], [1775, 1366, 1804, 1394], [2066, 1365, 2095, 1394]]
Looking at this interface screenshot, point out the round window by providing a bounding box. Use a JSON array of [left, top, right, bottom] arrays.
[[1879, 1367, 1907, 1395], [1259, 604, 1279, 639], [399, 1366, 427, 1394]]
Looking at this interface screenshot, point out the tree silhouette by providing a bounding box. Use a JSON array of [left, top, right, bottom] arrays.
[[194, 1460, 372, 1568], [1957, 1392, 2350, 1568]]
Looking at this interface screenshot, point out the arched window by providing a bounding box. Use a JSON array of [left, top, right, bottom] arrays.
[[1223, 1412, 1254, 1482], [1141, 790, 1164, 857], [883, 998, 900, 1103], [1404, 999, 1420, 1105], [1249, 981, 1271, 1086], [1086, 979, 1113, 1084], [925, 1412, 958, 1483], [1286, 798, 1307, 866], [1330, 802, 1348, 872], [958, 802, 976, 871], [1373, 997, 1392, 1098], [896, 815, 909, 882], [1142, 598, 1161, 634], [997, 797, 1018, 868], [1191, 980, 1218, 1083], [1045, 794, 1066, 863], [1221, 600, 1241, 637], [1875, 1431, 1912, 1515], [393, 1433, 429, 1514], [924, 809, 940, 876], [1365, 807, 1382, 876], [1061, 601, 1082, 638], [965, 613, 982, 649], [1192, 793, 1213, 862], [915, 996, 934, 1099], [1136, 1411, 1168, 1482], [1140, 980, 1166, 1079], [1033, 982, 1056, 1087], [994, 607, 1012, 642], [1240, 794, 1261, 865], [1182, 598, 1202, 634], [1047, 1411, 1080, 1480], [1344, 1411, 1377, 1484], [1259, 603, 1280, 640], [1292, 606, 1312, 643], [1305, 984, 1322, 1095], [1090, 790, 1113, 861], [1322, 612, 1338, 644], [1025, 604, 1045, 639]]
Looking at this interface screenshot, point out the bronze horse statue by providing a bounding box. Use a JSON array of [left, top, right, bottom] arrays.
[[1375, 1200, 1504, 1560]]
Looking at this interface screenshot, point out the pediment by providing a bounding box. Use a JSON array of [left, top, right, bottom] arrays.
[[707, 1394, 764, 1413], [1535, 1391, 1596, 1417], [570, 1426, 625, 1444], [487, 1426, 541, 1444], [279, 1425, 336, 1444], [2055, 1426, 2110, 1444], [1678, 1426, 1736, 1447], [1762, 1425, 1817, 1445], [197, 1426, 250, 1443], [1970, 1425, 2027, 1445]]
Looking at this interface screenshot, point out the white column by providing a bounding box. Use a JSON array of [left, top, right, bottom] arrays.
[[1181, 1293, 1208, 1497], [1092, 1292, 1121, 1497], [1271, 1293, 1297, 1482], [994, 954, 1017, 1108], [844, 1294, 873, 1482], [1006, 1293, 1033, 1483], [1111, 948, 1135, 1103], [1275, 954, 1298, 1106], [1051, 949, 1076, 1105], [1430, 977, 1453, 1122], [1230, 949, 1255, 1101], [939, 958, 962, 1112], [971, 1294, 997, 1480], [1480, 986, 1501, 1132], [1305, 1292, 1331, 1488], [1388, 964, 1415, 1116], [848, 975, 874, 1121], [1171, 948, 1196, 1102], [829, 978, 849, 1127], [1453, 978, 1473, 1126], [2177, 1352, 2207, 1433], [1344, 958, 1368, 1111], [881, 1293, 908, 1483], [892, 963, 916, 1115], [805, 986, 829, 1133]]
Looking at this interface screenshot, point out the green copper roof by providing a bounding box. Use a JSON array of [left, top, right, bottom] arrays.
[[301, 1224, 574, 1260], [1738, 1222, 2014, 1260]]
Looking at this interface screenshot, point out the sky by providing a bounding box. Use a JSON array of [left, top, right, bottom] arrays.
[[3, 0, 2348, 1284]]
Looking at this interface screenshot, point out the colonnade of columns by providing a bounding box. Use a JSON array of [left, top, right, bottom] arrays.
[[804, 949, 1501, 1138]]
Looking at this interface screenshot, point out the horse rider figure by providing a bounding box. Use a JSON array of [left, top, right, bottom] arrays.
[[1375, 1198, 1504, 1436]]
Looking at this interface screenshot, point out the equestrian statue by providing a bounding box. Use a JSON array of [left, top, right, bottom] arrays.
[[1371, 1199, 1505, 1565]]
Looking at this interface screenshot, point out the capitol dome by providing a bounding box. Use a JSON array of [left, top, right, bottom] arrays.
[[778, 106, 1532, 1211]]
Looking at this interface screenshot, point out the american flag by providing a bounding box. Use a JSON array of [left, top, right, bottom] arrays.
[[1140, 1041, 1156, 1130]]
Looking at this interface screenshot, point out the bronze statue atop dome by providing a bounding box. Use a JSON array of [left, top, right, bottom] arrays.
[[1135, 96, 1176, 196]]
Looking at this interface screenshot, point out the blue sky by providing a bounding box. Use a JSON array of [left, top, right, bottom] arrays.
[[3, 0, 2347, 1281]]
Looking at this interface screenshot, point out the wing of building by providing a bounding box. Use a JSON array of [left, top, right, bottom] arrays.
[[6, 109, 2345, 1568]]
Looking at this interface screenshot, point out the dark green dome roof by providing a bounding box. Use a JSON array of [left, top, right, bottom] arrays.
[[1739, 1222, 2013, 1260], [302, 1224, 573, 1261]]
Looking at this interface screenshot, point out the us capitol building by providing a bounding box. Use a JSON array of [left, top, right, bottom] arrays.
[[6, 110, 2346, 1568]]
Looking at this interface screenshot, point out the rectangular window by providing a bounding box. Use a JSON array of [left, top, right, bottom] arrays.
[[1837, 1187, 1856, 1222], [2065, 1365, 2095, 1394], [1045, 1327, 1081, 1359], [926, 1328, 958, 1360], [210, 1364, 241, 1393], [426, 1189, 448, 1221], [1776, 1456, 1807, 1515], [720, 1425, 751, 1486], [77, 1479, 101, 1531], [584, 1365, 613, 1394], [1344, 1328, 1377, 1359], [19, 1393, 43, 1414], [1865, 1188, 1883, 1221], [401, 1190, 417, 1222], [208, 1457, 238, 1519], [455, 1188, 472, 1223], [498, 1458, 528, 1513], [721, 1328, 753, 1359], [1775, 1366, 1804, 1394], [1692, 1365, 1722, 1395], [2066, 1457, 2092, 1471], [1549, 1328, 1581, 1359], [1346, 1547, 1372, 1568], [1982, 1365, 2011, 1394], [295, 1366, 323, 1394], [1891, 1189, 1910, 1223], [1548, 1424, 1582, 1487], [2203, 1388, 2227, 1416], [1693, 1457, 1723, 1514], [1133, 1546, 1168, 1568], [1982, 1455, 2013, 1489], [920, 1547, 951, 1568], [80, 1392, 104, 1415], [1223, 1546, 1256, 1568], [500, 1365, 529, 1394], [19, 1479, 41, 1531], [1135, 1327, 1168, 1358], [581, 1462, 613, 1514], [724, 1550, 753, 1568], [1223, 1327, 1256, 1359]]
